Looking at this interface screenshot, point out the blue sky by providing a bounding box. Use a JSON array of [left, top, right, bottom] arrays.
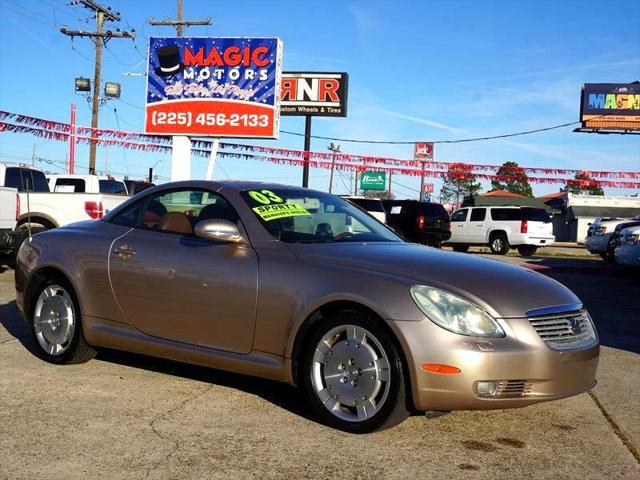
[[1, 0, 639, 198]]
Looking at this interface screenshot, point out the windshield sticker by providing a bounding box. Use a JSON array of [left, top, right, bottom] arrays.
[[253, 203, 311, 221], [248, 189, 283, 205]]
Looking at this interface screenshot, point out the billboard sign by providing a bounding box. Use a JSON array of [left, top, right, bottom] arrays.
[[280, 72, 348, 117], [145, 37, 283, 138], [580, 83, 640, 131], [414, 142, 434, 160], [360, 171, 386, 191]]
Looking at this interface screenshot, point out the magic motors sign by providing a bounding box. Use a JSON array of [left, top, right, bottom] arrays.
[[280, 72, 348, 117], [580, 83, 640, 131], [145, 37, 283, 138]]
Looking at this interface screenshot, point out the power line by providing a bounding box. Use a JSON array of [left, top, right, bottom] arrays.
[[280, 120, 581, 145]]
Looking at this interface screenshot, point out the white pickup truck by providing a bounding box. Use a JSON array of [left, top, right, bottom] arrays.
[[47, 174, 128, 195], [0, 163, 129, 254], [0, 186, 18, 254]]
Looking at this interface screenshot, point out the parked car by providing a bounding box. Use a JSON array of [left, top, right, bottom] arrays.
[[445, 206, 554, 256], [600, 220, 640, 262], [124, 179, 155, 196], [47, 174, 128, 195], [0, 186, 18, 255], [614, 226, 640, 267], [15, 181, 598, 433], [0, 163, 129, 254], [381, 200, 451, 247], [585, 217, 638, 261], [341, 196, 387, 223]]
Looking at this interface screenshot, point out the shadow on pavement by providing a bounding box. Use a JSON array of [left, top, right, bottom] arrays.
[[475, 253, 639, 354], [0, 300, 35, 352], [0, 256, 16, 274], [0, 299, 319, 423], [96, 348, 320, 423]]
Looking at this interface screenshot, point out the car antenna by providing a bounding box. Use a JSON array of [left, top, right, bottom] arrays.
[[25, 171, 32, 239]]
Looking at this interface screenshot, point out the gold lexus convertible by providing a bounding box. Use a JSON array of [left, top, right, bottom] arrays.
[[15, 181, 599, 433]]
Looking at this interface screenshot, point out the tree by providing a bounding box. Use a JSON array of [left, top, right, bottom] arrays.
[[490, 161, 533, 196], [563, 172, 604, 196], [440, 163, 481, 204], [363, 190, 394, 199]]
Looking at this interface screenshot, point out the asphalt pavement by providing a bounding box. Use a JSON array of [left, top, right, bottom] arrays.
[[0, 253, 638, 480]]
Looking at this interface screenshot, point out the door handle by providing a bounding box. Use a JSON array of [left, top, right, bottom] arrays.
[[113, 246, 137, 258]]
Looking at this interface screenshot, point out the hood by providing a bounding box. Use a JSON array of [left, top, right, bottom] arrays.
[[287, 242, 580, 318]]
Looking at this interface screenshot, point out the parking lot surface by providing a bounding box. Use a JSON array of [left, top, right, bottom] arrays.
[[1, 254, 638, 480]]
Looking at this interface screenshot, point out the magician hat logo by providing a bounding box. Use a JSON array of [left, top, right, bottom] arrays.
[[155, 45, 185, 77]]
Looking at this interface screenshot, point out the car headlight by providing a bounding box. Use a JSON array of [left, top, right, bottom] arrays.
[[410, 286, 505, 337]]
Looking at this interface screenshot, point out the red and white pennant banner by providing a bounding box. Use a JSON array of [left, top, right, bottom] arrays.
[[2, 110, 640, 187]]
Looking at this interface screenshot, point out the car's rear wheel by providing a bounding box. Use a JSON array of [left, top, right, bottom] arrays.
[[489, 233, 510, 255], [29, 276, 96, 364], [452, 245, 469, 253], [302, 311, 409, 433], [517, 245, 538, 257]]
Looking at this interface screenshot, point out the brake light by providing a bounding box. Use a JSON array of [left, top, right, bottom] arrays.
[[84, 201, 104, 219], [16, 193, 20, 221], [520, 220, 528, 234], [417, 215, 425, 230]]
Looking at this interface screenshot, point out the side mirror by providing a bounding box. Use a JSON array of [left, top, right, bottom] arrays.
[[194, 219, 243, 243]]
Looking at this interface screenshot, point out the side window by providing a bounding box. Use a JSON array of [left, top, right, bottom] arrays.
[[140, 189, 238, 235], [55, 178, 86, 192], [450, 209, 468, 222], [109, 199, 148, 227], [491, 208, 521, 221], [470, 208, 486, 222]]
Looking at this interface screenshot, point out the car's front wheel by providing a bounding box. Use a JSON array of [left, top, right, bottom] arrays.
[[29, 276, 96, 364], [302, 311, 409, 433]]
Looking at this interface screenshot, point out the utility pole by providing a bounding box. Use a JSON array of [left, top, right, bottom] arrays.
[[61, 0, 135, 175], [31, 143, 36, 167], [148, 0, 213, 35], [148, 1, 212, 182], [327, 143, 341, 193]]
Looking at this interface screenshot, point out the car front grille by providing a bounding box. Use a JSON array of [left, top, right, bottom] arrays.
[[528, 310, 596, 350], [495, 380, 532, 397]]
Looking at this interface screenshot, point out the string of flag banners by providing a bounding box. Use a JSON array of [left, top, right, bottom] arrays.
[[1, 110, 639, 189]]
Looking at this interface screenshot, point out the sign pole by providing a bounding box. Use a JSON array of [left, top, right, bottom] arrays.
[[388, 170, 393, 199], [69, 103, 76, 174], [302, 116, 312, 187], [419, 160, 425, 201], [205, 139, 219, 180]]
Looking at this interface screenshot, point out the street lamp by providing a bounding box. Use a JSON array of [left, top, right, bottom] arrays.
[[104, 82, 121, 98], [75, 77, 91, 92]]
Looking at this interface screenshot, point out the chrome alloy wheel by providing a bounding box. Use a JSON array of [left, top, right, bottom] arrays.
[[492, 237, 504, 252], [310, 325, 391, 422], [33, 285, 76, 356]]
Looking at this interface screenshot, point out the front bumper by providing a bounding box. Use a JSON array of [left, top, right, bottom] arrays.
[[394, 316, 599, 411], [614, 246, 640, 267], [585, 234, 609, 253]]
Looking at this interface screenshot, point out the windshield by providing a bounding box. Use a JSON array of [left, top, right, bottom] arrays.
[[240, 188, 401, 243]]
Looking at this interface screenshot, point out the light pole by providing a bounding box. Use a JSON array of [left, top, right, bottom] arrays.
[[327, 142, 341, 193]]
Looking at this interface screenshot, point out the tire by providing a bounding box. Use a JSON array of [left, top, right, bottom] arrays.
[[517, 245, 538, 257], [489, 233, 510, 255], [11, 227, 31, 258], [431, 241, 442, 249], [28, 275, 96, 364], [452, 245, 469, 253], [302, 310, 409, 433]]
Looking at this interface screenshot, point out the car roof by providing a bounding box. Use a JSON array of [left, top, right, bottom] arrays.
[[621, 225, 640, 234], [141, 180, 324, 195]]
